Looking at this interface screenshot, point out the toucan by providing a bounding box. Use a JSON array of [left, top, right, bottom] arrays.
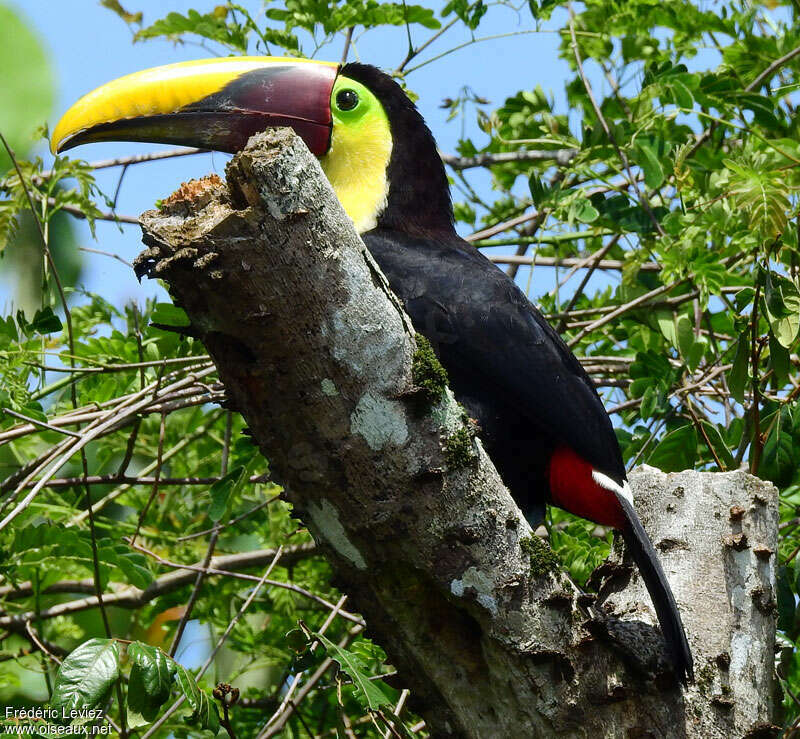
[[52, 57, 693, 682]]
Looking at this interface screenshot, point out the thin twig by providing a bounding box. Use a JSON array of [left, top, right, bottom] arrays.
[[52, 198, 139, 224], [78, 246, 134, 268], [139, 548, 285, 739], [41, 147, 205, 178], [341, 26, 354, 63], [176, 492, 280, 541], [16, 472, 270, 491], [0, 544, 316, 602], [1, 408, 81, 438], [442, 148, 578, 170], [555, 235, 621, 333], [260, 620, 364, 738], [567, 280, 684, 347], [2, 129, 126, 735], [131, 411, 167, 545], [394, 17, 458, 74], [169, 412, 232, 657], [466, 211, 539, 242], [68, 411, 223, 525], [567, 7, 664, 236], [750, 281, 765, 475], [0, 366, 217, 532]]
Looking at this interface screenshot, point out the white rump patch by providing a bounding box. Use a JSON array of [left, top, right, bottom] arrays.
[[591, 470, 634, 505]]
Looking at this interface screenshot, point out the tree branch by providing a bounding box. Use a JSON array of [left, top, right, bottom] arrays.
[[0, 544, 341, 624], [133, 129, 779, 737], [441, 148, 578, 170]]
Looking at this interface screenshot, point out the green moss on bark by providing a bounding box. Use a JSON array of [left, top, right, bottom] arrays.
[[412, 334, 448, 404], [521, 535, 559, 578], [444, 426, 477, 468]]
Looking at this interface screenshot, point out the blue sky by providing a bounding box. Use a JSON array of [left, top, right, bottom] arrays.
[[12, 0, 570, 307]]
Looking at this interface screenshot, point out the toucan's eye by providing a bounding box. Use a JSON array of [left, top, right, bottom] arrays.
[[336, 89, 359, 111]]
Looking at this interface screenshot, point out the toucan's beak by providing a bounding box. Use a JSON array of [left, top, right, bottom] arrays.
[[51, 57, 339, 156]]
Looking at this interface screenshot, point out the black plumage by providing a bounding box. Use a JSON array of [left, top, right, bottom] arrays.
[[364, 228, 624, 522], [344, 61, 625, 512], [345, 62, 693, 683]]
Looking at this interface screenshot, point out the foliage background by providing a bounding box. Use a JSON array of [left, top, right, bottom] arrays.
[[2, 0, 800, 735]]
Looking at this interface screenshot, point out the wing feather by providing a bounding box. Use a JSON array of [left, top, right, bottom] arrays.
[[363, 229, 625, 481]]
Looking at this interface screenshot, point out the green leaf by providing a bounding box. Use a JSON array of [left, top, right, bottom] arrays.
[[208, 458, 255, 522], [135, 9, 248, 52], [655, 311, 677, 347], [127, 642, 176, 723], [686, 338, 706, 373], [735, 287, 755, 313], [647, 425, 697, 472], [314, 632, 392, 711], [778, 566, 796, 633], [769, 332, 790, 386], [442, 0, 485, 29], [725, 157, 791, 240], [209, 468, 240, 522], [0, 314, 18, 344], [699, 422, 735, 471], [19, 401, 47, 423], [528, 173, 548, 208], [29, 306, 63, 335], [793, 557, 800, 597], [528, 0, 562, 21], [640, 384, 658, 420], [764, 273, 800, 348], [634, 142, 665, 189], [99, 0, 143, 24], [675, 313, 694, 361], [51, 639, 120, 720], [670, 79, 694, 109], [759, 407, 796, 485], [728, 334, 749, 404], [734, 91, 780, 129], [403, 3, 442, 29], [150, 303, 191, 329], [114, 552, 153, 589], [549, 513, 611, 585], [572, 198, 599, 223], [285, 628, 310, 653], [174, 664, 220, 733]]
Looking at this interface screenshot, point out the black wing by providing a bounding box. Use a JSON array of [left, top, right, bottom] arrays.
[[363, 228, 625, 484]]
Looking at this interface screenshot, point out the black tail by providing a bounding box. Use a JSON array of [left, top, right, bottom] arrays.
[[615, 492, 694, 684]]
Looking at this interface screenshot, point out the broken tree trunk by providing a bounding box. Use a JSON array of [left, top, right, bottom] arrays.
[[137, 129, 779, 738]]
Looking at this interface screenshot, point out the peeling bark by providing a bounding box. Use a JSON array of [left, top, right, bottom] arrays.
[[137, 129, 779, 738]]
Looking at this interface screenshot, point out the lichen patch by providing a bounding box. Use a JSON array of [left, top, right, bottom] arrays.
[[450, 566, 498, 615], [321, 378, 338, 396], [324, 247, 407, 385], [351, 392, 408, 450], [306, 499, 367, 570]]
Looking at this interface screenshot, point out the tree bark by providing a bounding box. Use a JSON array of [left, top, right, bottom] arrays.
[[137, 129, 779, 738]]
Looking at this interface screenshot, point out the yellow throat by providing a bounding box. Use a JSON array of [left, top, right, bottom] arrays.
[[319, 76, 393, 234]]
